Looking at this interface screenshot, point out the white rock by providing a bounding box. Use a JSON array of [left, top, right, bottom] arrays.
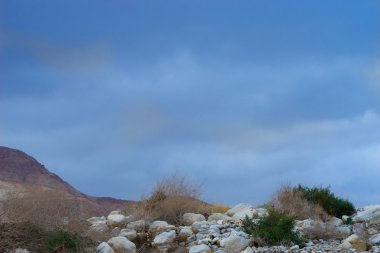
[[97, 242, 115, 253], [178, 226, 194, 241], [126, 220, 148, 232], [220, 235, 252, 253], [208, 213, 233, 222], [149, 220, 176, 237], [107, 236, 136, 253], [369, 233, 380, 245], [152, 230, 177, 252], [353, 222, 367, 238], [335, 225, 352, 238], [107, 213, 128, 227], [119, 229, 137, 241], [373, 246, 380, 253], [189, 244, 212, 253], [227, 203, 254, 217], [340, 234, 367, 251], [153, 230, 176, 244], [255, 208, 268, 218], [183, 213, 206, 226], [290, 245, 299, 251], [241, 247, 254, 253], [90, 222, 109, 233], [328, 217, 343, 227], [14, 249, 29, 253], [295, 219, 326, 233], [191, 221, 210, 233], [232, 209, 258, 221], [353, 205, 380, 224], [88, 216, 107, 225]]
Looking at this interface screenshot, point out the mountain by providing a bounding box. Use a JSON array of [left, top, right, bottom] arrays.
[[0, 146, 133, 216]]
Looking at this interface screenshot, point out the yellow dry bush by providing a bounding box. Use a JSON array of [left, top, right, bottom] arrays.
[[208, 203, 230, 214], [271, 185, 329, 221]]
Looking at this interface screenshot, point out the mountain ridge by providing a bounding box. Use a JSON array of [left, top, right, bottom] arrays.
[[0, 146, 133, 216]]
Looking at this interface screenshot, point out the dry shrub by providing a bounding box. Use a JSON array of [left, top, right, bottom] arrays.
[[3, 190, 91, 234], [209, 203, 230, 214], [0, 221, 46, 252], [271, 185, 329, 221], [131, 172, 209, 225]]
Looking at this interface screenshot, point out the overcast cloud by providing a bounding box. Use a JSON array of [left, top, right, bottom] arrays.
[[1, 1, 380, 206]]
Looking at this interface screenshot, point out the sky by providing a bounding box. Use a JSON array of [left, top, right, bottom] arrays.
[[1, 0, 380, 207]]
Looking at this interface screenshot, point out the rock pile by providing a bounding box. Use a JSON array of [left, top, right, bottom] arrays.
[[92, 204, 380, 253]]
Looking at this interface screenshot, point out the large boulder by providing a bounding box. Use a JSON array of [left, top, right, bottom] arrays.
[[207, 213, 232, 222], [152, 230, 177, 252], [353, 205, 380, 225], [107, 236, 136, 253], [148, 221, 176, 237], [183, 213, 206, 226], [107, 211, 128, 227], [219, 235, 252, 253], [340, 234, 367, 252], [189, 244, 212, 253], [97, 242, 115, 253]]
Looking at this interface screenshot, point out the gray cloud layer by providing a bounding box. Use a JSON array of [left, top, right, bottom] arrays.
[[2, 50, 380, 206]]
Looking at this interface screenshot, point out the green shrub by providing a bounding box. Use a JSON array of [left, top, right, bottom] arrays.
[[242, 208, 304, 246], [295, 185, 355, 218], [344, 216, 353, 225], [43, 231, 93, 253]]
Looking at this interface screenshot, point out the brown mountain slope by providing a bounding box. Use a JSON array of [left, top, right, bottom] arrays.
[[0, 146, 133, 216]]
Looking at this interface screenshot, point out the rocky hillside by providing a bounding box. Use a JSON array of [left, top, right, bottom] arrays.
[[0, 146, 132, 216]]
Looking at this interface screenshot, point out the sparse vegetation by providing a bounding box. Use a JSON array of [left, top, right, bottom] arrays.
[[3, 191, 92, 233], [242, 208, 304, 246], [1, 192, 97, 252], [43, 230, 94, 253], [344, 216, 353, 225], [271, 185, 329, 221], [131, 171, 209, 225], [209, 203, 230, 213], [294, 185, 355, 218]]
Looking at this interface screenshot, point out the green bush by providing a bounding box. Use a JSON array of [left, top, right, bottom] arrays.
[[43, 231, 93, 253], [242, 208, 304, 246], [295, 185, 355, 218], [344, 216, 353, 225]]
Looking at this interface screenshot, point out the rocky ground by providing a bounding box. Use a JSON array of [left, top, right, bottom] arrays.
[[85, 204, 380, 253], [8, 204, 380, 253]]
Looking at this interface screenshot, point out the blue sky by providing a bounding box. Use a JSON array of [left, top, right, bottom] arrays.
[[1, 0, 380, 206]]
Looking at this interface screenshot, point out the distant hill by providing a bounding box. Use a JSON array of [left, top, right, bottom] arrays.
[[0, 146, 133, 216]]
